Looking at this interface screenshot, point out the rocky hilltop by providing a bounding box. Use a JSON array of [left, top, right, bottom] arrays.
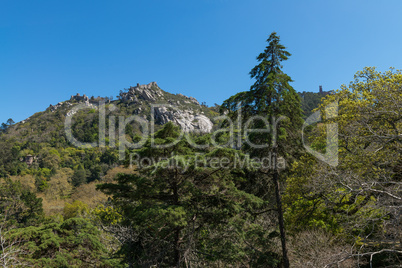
[[42, 82, 215, 134], [10, 82, 217, 144], [116, 82, 213, 132]]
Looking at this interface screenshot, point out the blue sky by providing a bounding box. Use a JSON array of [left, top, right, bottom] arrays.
[[1, 0, 401, 123]]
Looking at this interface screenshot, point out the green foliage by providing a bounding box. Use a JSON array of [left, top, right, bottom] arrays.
[[6, 118, 15, 126], [220, 32, 305, 268], [0, 178, 44, 227], [0, 39, 400, 266], [72, 167, 87, 187], [97, 123, 277, 267], [63, 200, 89, 220], [299, 91, 329, 117], [10, 217, 121, 267], [284, 67, 402, 265], [93, 204, 122, 225], [221, 31, 303, 156]]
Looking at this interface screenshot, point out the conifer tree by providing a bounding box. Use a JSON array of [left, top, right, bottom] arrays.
[[221, 32, 303, 268], [97, 122, 277, 267]]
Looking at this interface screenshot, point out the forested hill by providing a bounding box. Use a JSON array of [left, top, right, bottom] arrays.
[[1, 37, 400, 266], [0, 81, 328, 182], [0, 83, 327, 150], [0, 81, 221, 185], [0, 82, 220, 266], [0, 78, 331, 266], [299, 89, 333, 117], [1, 82, 217, 143]]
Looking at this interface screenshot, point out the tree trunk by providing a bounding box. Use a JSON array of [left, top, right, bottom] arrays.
[[174, 228, 180, 267], [173, 171, 181, 267], [273, 148, 289, 268]]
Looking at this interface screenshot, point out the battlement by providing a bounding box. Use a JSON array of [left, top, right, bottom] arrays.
[[70, 93, 89, 102]]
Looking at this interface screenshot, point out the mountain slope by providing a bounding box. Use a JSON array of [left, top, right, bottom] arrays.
[[4, 82, 217, 145]]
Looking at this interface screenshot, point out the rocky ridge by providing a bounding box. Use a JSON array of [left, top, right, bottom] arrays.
[[45, 82, 214, 133], [119, 82, 214, 133]]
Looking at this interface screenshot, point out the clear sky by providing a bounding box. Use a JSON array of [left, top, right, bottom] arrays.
[[1, 0, 401, 123]]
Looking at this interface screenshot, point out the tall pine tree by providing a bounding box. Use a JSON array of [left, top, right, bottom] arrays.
[[221, 32, 303, 268], [97, 122, 277, 267]]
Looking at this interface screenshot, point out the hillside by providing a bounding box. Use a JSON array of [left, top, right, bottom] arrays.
[[298, 87, 333, 117], [0, 82, 219, 206], [1, 72, 400, 267], [3, 82, 217, 143], [0, 82, 328, 186]]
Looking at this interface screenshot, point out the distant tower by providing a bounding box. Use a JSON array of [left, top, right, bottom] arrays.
[[319, 85, 323, 94]]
